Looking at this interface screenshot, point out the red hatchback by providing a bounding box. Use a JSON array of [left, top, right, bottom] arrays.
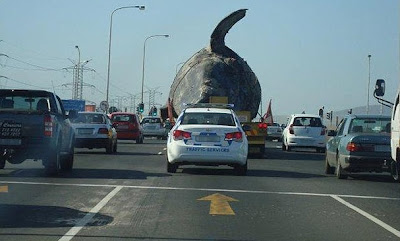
[[110, 112, 144, 143]]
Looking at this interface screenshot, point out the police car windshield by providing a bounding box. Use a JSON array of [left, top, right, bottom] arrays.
[[181, 113, 235, 126]]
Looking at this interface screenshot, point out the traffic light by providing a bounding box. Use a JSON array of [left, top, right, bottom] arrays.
[[138, 103, 144, 113], [152, 106, 158, 116], [318, 108, 324, 118]]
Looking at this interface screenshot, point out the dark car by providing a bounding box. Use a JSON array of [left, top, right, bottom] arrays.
[[325, 114, 392, 179], [110, 112, 144, 143]]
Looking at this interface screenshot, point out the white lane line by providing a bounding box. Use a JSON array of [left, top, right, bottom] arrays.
[[163, 148, 167, 151], [157, 152, 163, 155], [58, 186, 123, 241], [1, 180, 400, 201], [331, 195, 400, 238]]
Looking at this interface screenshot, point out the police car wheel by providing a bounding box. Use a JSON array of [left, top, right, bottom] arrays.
[[235, 162, 247, 176], [167, 161, 177, 173]]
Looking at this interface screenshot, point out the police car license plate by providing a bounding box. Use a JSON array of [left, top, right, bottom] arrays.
[[195, 135, 220, 142]]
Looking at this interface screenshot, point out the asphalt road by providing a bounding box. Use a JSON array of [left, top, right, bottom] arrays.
[[0, 139, 399, 241]]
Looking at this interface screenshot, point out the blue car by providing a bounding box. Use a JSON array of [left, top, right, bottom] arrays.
[[325, 114, 392, 179]]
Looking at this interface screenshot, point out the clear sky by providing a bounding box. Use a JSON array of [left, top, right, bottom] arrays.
[[0, 0, 398, 116]]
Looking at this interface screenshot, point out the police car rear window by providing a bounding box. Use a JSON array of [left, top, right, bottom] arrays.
[[181, 113, 235, 126]]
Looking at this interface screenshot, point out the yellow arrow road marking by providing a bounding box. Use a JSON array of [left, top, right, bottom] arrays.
[[198, 193, 238, 215], [0, 185, 8, 193]]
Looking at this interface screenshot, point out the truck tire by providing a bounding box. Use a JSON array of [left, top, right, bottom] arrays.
[[45, 149, 61, 176], [61, 144, 74, 171]]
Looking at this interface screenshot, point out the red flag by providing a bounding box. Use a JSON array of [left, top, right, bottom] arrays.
[[263, 99, 273, 124]]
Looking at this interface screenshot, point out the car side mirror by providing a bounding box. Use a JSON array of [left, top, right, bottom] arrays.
[[327, 130, 337, 136], [374, 79, 385, 97], [68, 110, 78, 119], [242, 124, 251, 132]]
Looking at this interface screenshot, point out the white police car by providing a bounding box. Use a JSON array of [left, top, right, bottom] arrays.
[[166, 104, 248, 175]]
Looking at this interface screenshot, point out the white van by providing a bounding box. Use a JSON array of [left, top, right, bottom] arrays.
[[374, 79, 399, 181]]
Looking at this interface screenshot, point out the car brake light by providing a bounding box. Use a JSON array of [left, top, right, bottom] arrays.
[[346, 142, 361, 152], [225, 131, 243, 142], [98, 128, 108, 134], [44, 115, 53, 137], [346, 142, 374, 152], [258, 123, 267, 129], [173, 130, 191, 140], [289, 124, 294, 134]]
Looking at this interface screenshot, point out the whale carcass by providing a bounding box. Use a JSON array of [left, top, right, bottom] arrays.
[[166, 9, 261, 120]]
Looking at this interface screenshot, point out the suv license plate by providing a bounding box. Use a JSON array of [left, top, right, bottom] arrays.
[[0, 139, 21, 145]]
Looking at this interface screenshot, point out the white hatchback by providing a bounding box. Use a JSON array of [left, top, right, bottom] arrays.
[[282, 114, 326, 153], [166, 106, 248, 175]]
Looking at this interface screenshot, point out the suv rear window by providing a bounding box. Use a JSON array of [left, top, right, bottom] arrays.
[[293, 117, 322, 127], [181, 112, 235, 126], [0, 95, 52, 112]]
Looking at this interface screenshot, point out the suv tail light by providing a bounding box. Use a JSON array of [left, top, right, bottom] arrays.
[[289, 124, 294, 134], [225, 131, 243, 142], [258, 123, 268, 129], [44, 114, 53, 137], [173, 130, 191, 140], [98, 128, 109, 134]]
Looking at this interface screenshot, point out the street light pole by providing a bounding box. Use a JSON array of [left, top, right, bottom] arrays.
[[367, 54, 371, 114], [106, 5, 145, 112], [75, 46, 81, 100], [140, 34, 169, 108]]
